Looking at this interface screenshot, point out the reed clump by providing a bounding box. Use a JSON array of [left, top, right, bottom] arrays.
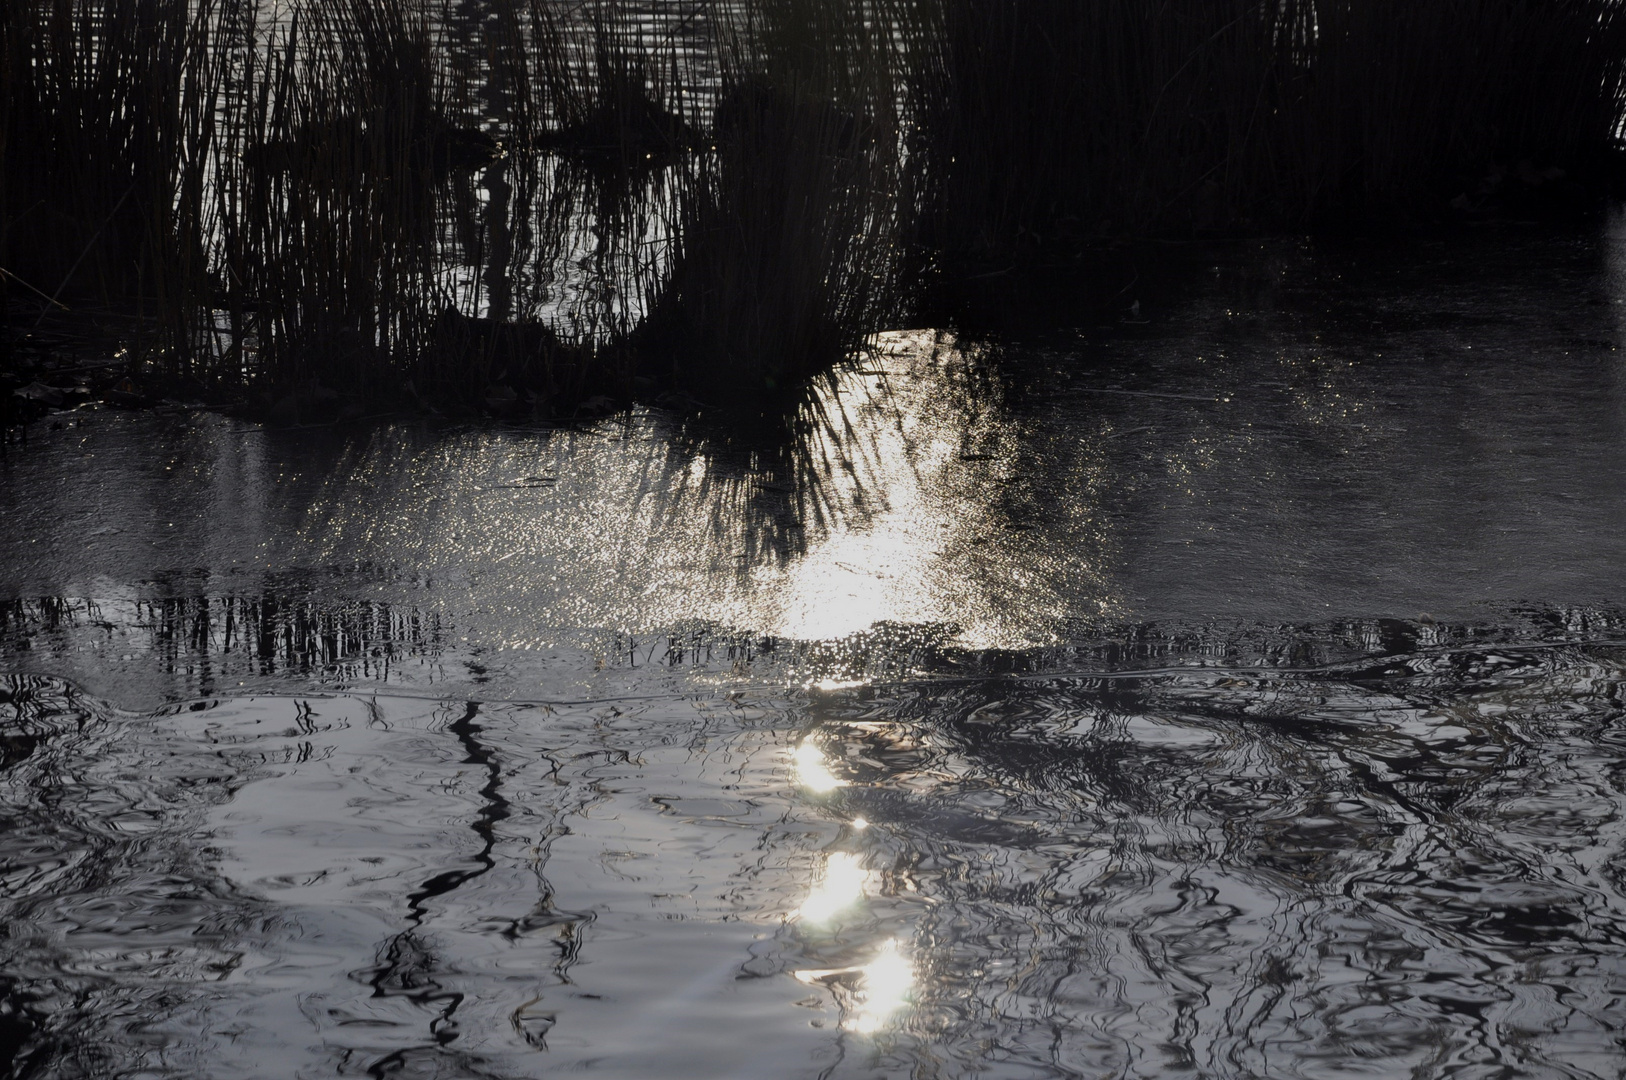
[[635, 0, 911, 408], [636, 75, 903, 405], [528, 0, 703, 168], [1299, 0, 1626, 222], [213, 0, 455, 410]]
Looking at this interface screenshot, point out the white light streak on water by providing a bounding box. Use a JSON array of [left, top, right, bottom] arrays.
[[796, 851, 868, 925], [792, 741, 845, 793]]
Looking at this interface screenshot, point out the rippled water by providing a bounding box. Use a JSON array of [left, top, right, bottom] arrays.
[[9, 229, 1626, 1077], [8, 641, 1626, 1078]]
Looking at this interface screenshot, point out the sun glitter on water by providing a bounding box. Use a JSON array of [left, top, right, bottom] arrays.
[[797, 851, 869, 925], [848, 939, 913, 1033], [793, 741, 846, 793]]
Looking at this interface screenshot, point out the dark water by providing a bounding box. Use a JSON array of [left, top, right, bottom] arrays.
[[8, 228, 1626, 1077]]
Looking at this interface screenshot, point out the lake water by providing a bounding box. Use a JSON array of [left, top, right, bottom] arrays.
[[8, 227, 1626, 1077]]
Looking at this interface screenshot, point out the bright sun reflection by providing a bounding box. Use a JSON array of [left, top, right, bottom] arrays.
[[765, 331, 1018, 646], [810, 677, 869, 691], [793, 741, 846, 793], [793, 938, 916, 1034], [798, 852, 869, 925], [849, 939, 913, 1033]]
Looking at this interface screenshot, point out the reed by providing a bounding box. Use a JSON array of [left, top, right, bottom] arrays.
[[1294, 0, 1626, 221]]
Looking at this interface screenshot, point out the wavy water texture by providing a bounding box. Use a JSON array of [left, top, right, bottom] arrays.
[[9, 223, 1626, 1078], [5, 638, 1626, 1077]]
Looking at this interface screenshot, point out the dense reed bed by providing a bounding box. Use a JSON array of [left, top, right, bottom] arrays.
[[4, 0, 1626, 420]]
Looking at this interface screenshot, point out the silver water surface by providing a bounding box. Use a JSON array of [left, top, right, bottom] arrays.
[[6, 640, 1626, 1077], [10, 232, 1626, 704], [9, 229, 1626, 1076]]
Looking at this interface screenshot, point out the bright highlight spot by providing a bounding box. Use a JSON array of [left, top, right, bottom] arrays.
[[851, 816, 869, 830], [849, 939, 913, 1033], [798, 852, 868, 924], [810, 677, 869, 691], [793, 741, 846, 793]]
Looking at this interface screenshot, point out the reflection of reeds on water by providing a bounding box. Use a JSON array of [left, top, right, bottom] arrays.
[[142, 594, 444, 682], [2, 595, 445, 692]]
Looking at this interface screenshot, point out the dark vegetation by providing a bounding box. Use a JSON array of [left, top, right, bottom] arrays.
[[910, 0, 1626, 252], [4, 0, 1626, 427]]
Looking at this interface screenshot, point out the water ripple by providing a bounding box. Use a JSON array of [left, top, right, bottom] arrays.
[[5, 636, 1626, 1076]]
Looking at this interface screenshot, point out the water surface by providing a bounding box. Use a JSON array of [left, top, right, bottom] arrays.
[[7, 228, 1626, 1077]]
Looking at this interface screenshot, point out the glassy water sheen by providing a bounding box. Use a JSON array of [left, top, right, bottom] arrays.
[[10, 231, 1626, 1077]]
